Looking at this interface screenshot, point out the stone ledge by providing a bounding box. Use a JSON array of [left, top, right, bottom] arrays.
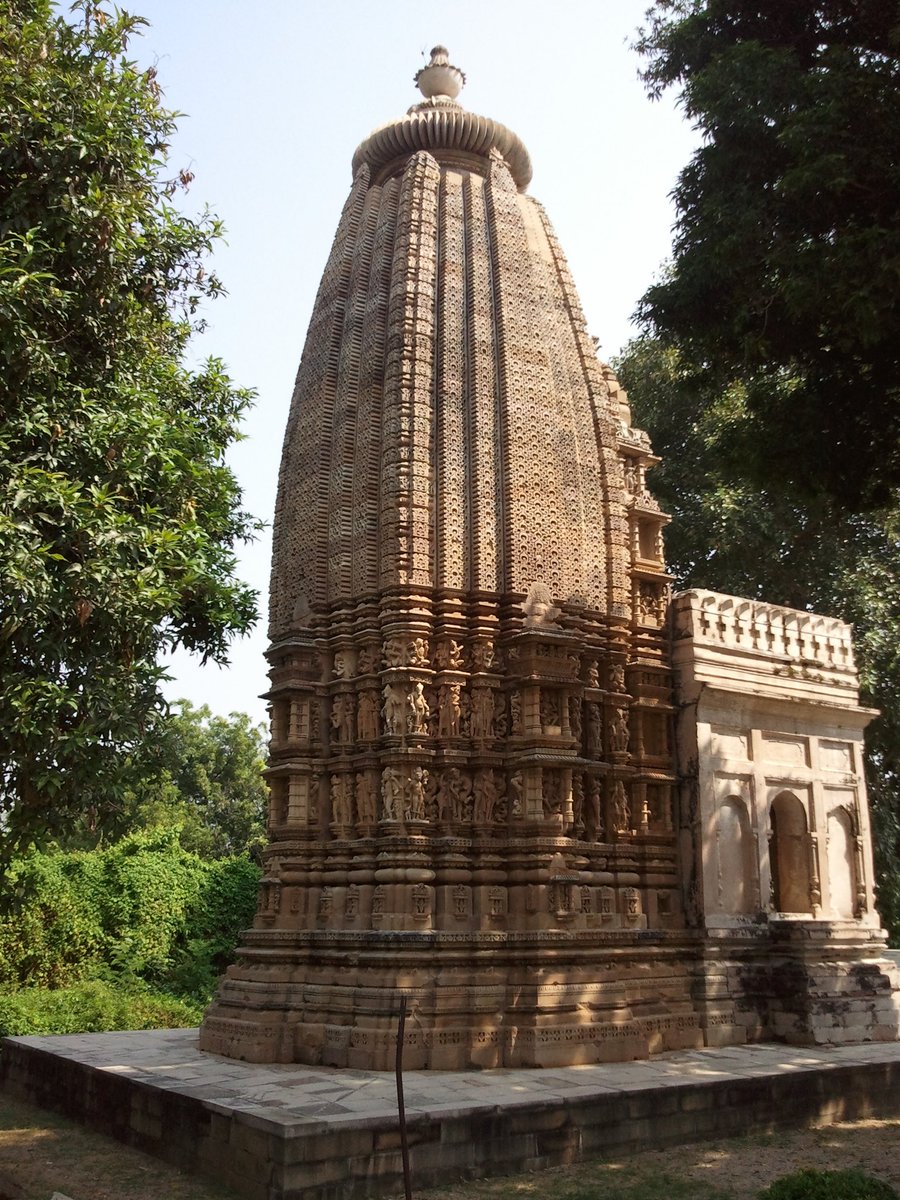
[[4, 1029, 900, 1200]]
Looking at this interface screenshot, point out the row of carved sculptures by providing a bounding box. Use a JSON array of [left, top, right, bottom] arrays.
[[318, 766, 636, 835], [328, 637, 635, 685], [326, 683, 631, 752]]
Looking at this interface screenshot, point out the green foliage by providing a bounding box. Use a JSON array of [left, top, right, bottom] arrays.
[[0, 830, 260, 998], [635, 0, 900, 511], [0, 978, 203, 1037], [616, 336, 900, 940], [68, 701, 269, 859], [0, 0, 260, 853], [759, 1169, 898, 1200]]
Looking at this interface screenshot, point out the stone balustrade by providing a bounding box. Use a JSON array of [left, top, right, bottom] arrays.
[[674, 589, 855, 672]]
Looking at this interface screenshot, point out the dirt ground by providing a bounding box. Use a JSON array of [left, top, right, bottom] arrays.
[[1, 1092, 899, 1200]]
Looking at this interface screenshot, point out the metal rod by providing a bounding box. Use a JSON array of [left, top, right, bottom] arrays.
[[395, 993, 412, 1200]]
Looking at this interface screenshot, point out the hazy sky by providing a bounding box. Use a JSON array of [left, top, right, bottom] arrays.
[[129, 1, 698, 727]]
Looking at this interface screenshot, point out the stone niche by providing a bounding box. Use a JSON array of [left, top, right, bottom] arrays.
[[673, 590, 900, 1048]]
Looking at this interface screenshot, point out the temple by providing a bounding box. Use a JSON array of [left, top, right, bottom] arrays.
[[199, 49, 899, 1069]]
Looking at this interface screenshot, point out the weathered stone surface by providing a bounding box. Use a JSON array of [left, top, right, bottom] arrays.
[[200, 49, 899, 1068]]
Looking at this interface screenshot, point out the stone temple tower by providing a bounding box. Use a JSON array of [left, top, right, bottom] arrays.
[[201, 49, 898, 1068]]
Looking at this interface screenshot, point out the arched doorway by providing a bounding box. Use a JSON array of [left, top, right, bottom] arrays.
[[717, 797, 755, 914], [827, 806, 858, 919], [770, 792, 812, 914]]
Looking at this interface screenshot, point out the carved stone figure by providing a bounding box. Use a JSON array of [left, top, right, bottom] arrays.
[[437, 683, 462, 737], [330, 775, 354, 827], [407, 682, 429, 733], [612, 780, 630, 833], [470, 687, 495, 739], [333, 651, 352, 679], [406, 767, 427, 821], [382, 683, 407, 735], [609, 663, 626, 693], [586, 703, 602, 755], [572, 774, 584, 829], [356, 644, 377, 675], [586, 660, 600, 688], [493, 691, 508, 737], [357, 690, 379, 741], [381, 767, 403, 821], [508, 771, 523, 818], [330, 693, 355, 743], [438, 767, 471, 823], [459, 687, 472, 737], [308, 771, 321, 824], [409, 637, 429, 666], [609, 708, 629, 753], [423, 768, 440, 822], [638, 581, 664, 625], [522, 580, 561, 628], [473, 769, 499, 826], [543, 771, 561, 816], [510, 690, 523, 735], [355, 772, 377, 826], [569, 697, 583, 741], [433, 638, 464, 670], [471, 639, 495, 671], [585, 777, 603, 841], [382, 637, 406, 668], [541, 690, 561, 730]]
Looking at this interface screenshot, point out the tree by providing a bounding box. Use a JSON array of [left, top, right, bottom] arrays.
[[616, 335, 900, 938], [635, 0, 900, 511], [80, 702, 269, 859], [0, 2, 259, 852]]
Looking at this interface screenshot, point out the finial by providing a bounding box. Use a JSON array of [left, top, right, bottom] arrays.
[[414, 45, 466, 101]]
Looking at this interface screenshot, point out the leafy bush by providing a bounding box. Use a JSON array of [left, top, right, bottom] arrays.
[[165, 853, 261, 1001], [760, 1169, 898, 1200], [0, 979, 203, 1038], [0, 830, 259, 1000]]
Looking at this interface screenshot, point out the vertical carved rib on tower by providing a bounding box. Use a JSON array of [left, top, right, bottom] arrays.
[[380, 150, 441, 588], [518, 195, 593, 602], [485, 150, 562, 597], [326, 184, 380, 601], [530, 199, 617, 610], [269, 164, 370, 634], [352, 178, 399, 597], [534, 201, 631, 616], [464, 172, 501, 593], [435, 171, 467, 590]]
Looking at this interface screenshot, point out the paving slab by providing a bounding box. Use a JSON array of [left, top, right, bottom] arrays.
[[3, 1028, 900, 1200]]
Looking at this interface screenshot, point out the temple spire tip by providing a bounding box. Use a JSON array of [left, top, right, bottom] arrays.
[[414, 45, 465, 101]]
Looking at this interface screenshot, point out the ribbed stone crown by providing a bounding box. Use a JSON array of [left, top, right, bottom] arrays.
[[269, 50, 649, 639]]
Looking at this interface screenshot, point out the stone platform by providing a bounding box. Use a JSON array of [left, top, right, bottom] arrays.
[[3, 1029, 900, 1200]]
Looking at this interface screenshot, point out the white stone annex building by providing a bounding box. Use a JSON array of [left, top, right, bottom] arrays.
[[200, 49, 899, 1069]]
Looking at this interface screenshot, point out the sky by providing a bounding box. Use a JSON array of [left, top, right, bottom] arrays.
[[128, 0, 699, 727]]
